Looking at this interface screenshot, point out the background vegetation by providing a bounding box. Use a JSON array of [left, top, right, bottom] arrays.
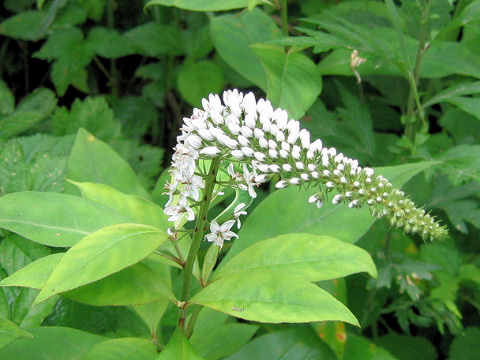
[[0, 0, 479, 359]]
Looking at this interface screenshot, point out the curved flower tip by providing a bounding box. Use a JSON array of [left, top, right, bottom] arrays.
[[165, 89, 448, 242]]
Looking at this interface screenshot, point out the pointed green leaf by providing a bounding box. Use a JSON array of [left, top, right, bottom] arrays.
[[0, 326, 106, 360], [82, 337, 157, 360], [67, 128, 149, 198], [215, 233, 376, 281], [210, 9, 281, 90], [252, 44, 322, 119], [133, 299, 169, 336], [34, 224, 168, 304], [435, 145, 480, 185], [0, 317, 33, 350], [70, 181, 168, 230], [191, 269, 359, 325], [0, 192, 130, 247], [157, 328, 205, 360]]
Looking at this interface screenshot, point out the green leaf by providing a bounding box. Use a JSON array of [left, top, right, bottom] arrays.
[[87, 27, 134, 58], [82, 337, 157, 360], [191, 269, 359, 325], [222, 161, 434, 264], [216, 233, 376, 282], [252, 45, 322, 119], [0, 191, 130, 247], [0, 88, 57, 139], [111, 96, 158, 139], [374, 334, 437, 360], [210, 9, 282, 90], [0, 253, 63, 289], [70, 181, 168, 230], [34, 223, 168, 304], [0, 81, 15, 116], [64, 260, 175, 306], [435, 145, 480, 185], [133, 299, 169, 336], [177, 61, 224, 107], [157, 328, 205, 360], [448, 327, 480, 360], [344, 333, 398, 360], [191, 323, 258, 360], [1, 254, 175, 306], [124, 23, 183, 57], [0, 11, 46, 40], [225, 327, 336, 360], [0, 317, 33, 350], [146, 0, 249, 11], [67, 128, 149, 198], [0, 326, 106, 360], [52, 97, 121, 141]]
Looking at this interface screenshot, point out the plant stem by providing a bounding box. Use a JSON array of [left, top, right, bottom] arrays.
[[185, 305, 202, 338], [107, 0, 120, 97], [404, 0, 432, 140], [280, 0, 288, 37], [178, 157, 221, 331]]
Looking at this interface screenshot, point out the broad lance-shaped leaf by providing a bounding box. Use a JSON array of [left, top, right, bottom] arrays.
[[34, 224, 168, 304], [1, 253, 175, 306], [0, 326, 106, 360], [190, 269, 359, 325], [221, 161, 435, 266], [158, 328, 205, 360], [67, 128, 150, 198], [214, 233, 376, 281], [82, 338, 157, 360], [0, 192, 131, 247], [0, 317, 33, 350], [252, 44, 322, 119], [69, 181, 169, 230]]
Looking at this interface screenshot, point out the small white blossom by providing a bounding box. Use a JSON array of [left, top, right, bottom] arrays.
[[205, 220, 239, 248], [233, 203, 248, 229]]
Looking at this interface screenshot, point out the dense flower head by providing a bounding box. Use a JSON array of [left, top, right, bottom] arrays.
[[164, 89, 448, 246]]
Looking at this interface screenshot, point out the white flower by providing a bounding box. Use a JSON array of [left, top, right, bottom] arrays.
[[164, 196, 195, 222], [233, 203, 247, 229], [177, 172, 204, 201], [308, 193, 323, 208], [239, 164, 259, 198], [200, 146, 221, 156], [205, 220, 239, 248]]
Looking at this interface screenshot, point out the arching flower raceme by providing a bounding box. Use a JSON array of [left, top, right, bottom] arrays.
[[164, 89, 448, 247]]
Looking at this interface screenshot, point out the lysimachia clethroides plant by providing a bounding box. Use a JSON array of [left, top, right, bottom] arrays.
[[0, 89, 448, 358]]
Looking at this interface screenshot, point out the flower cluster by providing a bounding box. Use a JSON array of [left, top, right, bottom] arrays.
[[164, 89, 448, 247]]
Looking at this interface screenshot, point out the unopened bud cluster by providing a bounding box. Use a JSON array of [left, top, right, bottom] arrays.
[[164, 89, 448, 246]]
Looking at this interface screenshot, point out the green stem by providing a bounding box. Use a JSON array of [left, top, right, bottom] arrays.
[[280, 0, 288, 37], [178, 157, 221, 331], [404, 0, 432, 140], [185, 305, 202, 338], [107, 0, 120, 97]]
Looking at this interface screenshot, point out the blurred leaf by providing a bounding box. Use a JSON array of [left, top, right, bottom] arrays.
[[374, 334, 436, 360], [225, 327, 336, 360], [183, 25, 214, 60], [344, 333, 398, 360], [0, 81, 15, 116], [0, 317, 32, 350], [252, 45, 322, 119], [111, 96, 157, 139], [67, 128, 150, 198], [0, 326, 106, 360], [210, 8, 282, 90], [435, 145, 480, 185], [448, 327, 480, 360], [87, 27, 134, 58], [82, 337, 157, 360], [146, 0, 250, 11], [0, 11, 46, 40], [124, 23, 183, 57], [177, 61, 224, 107]]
